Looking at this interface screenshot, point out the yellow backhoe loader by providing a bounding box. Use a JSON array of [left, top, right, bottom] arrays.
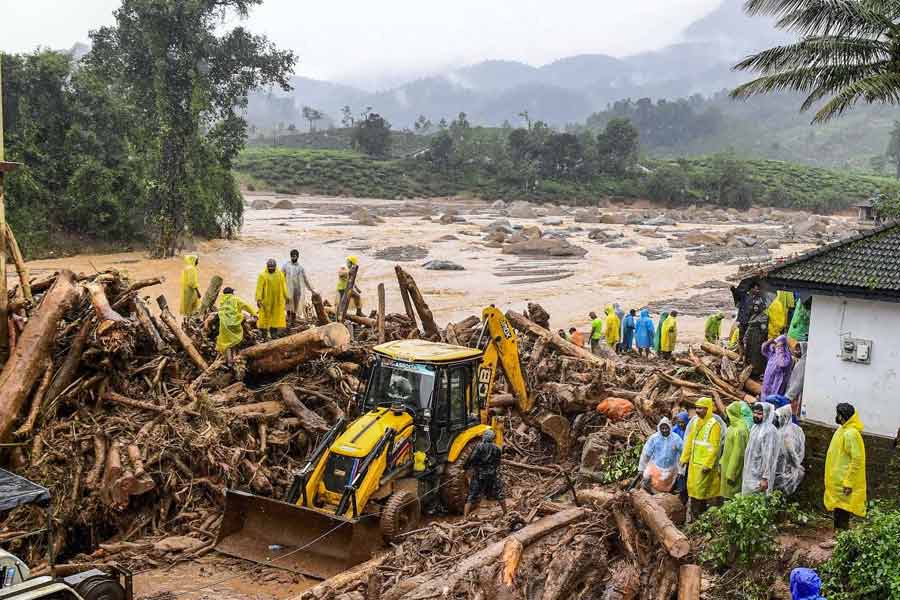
[[215, 307, 537, 578]]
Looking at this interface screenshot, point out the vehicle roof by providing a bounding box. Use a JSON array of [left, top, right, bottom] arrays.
[[374, 339, 482, 363], [0, 468, 50, 512]]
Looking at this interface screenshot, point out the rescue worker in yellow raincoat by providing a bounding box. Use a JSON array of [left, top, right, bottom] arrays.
[[180, 255, 201, 317], [256, 258, 289, 338], [604, 305, 620, 350], [679, 397, 723, 520], [337, 256, 363, 316], [824, 403, 867, 530], [660, 310, 679, 359], [216, 287, 257, 363], [767, 295, 787, 340]]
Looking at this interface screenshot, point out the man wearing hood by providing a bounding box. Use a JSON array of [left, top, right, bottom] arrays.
[[216, 287, 257, 362], [785, 342, 808, 415], [774, 405, 806, 497], [679, 397, 723, 518], [256, 258, 289, 338], [719, 402, 750, 499], [464, 429, 507, 517], [825, 403, 867, 530], [704, 312, 725, 343], [180, 255, 201, 317], [604, 305, 621, 350], [742, 403, 779, 496], [282, 249, 316, 326], [622, 309, 637, 353], [790, 568, 824, 600], [635, 308, 655, 357], [660, 310, 678, 359], [639, 417, 684, 493], [672, 411, 689, 440]]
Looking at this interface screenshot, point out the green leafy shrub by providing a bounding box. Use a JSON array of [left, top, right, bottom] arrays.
[[820, 505, 900, 600], [593, 444, 642, 484]]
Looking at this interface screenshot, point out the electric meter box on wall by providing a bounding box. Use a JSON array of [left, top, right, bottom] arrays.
[[840, 337, 873, 364]]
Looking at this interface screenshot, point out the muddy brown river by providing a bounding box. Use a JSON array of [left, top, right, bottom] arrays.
[[26, 193, 811, 348]]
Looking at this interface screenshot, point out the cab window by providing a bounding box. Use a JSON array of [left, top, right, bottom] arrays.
[[448, 367, 470, 424]]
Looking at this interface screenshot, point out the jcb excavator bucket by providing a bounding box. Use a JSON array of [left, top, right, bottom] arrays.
[[215, 490, 383, 579]]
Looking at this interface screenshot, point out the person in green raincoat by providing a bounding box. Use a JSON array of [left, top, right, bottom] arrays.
[[679, 397, 723, 519], [704, 312, 725, 343], [180, 255, 201, 317], [739, 401, 754, 430], [256, 258, 289, 338], [719, 402, 750, 499], [653, 311, 669, 354], [216, 287, 257, 362]]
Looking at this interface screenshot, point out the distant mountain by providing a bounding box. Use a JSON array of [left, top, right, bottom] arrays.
[[247, 0, 797, 129]]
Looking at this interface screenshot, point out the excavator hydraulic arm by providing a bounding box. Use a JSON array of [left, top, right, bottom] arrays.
[[479, 306, 533, 413]]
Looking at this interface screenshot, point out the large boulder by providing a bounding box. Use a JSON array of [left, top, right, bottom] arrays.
[[502, 238, 588, 257], [424, 260, 465, 271], [491, 199, 508, 211], [643, 215, 676, 227], [507, 201, 536, 219], [272, 199, 295, 209], [483, 219, 514, 235], [599, 213, 629, 225], [542, 216, 564, 226], [351, 207, 384, 226], [250, 199, 273, 210], [574, 208, 604, 224]]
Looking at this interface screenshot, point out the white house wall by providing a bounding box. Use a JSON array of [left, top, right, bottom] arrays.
[[804, 295, 900, 438]]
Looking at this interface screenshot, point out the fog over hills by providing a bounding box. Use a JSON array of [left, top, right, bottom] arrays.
[[248, 0, 790, 129]]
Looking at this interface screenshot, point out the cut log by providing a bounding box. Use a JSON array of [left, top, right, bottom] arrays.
[[489, 393, 515, 407], [5, 224, 31, 302], [311, 292, 329, 326], [377, 283, 386, 344], [336, 264, 359, 322], [530, 411, 571, 459], [677, 564, 701, 600], [156, 295, 209, 371], [395, 267, 440, 339], [602, 561, 640, 600], [298, 554, 390, 600], [399, 507, 588, 600], [500, 538, 523, 587], [613, 504, 640, 565], [629, 489, 691, 559], [132, 296, 166, 352], [505, 310, 615, 363], [85, 435, 107, 487], [654, 560, 679, 600], [199, 275, 223, 315], [700, 342, 739, 361], [14, 358, 53, 437], [101, 442, 125, 508], [540, 535, 606, 600], [86, 282, 128, 324], [223, 401, 283, 419], [574, 488, 616, 507], [0, 270, 78, 443], [238, 322, 350, 376], [102, 391, 165, 413], [278, 385, 329, 434], [650, 493, 686, 526]]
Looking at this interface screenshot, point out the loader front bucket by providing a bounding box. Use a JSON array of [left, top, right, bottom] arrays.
[[215, 490, 383, 580]]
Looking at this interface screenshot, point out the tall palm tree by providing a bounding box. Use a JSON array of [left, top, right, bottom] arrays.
[[732, 0, 900, 122]]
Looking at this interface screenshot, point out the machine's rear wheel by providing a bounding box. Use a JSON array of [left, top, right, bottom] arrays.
[[73, 576, 127, 600], [441, 440, 477, 514], [381, 490, 420, 542]]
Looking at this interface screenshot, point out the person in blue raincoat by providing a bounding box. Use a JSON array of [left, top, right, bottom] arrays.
[[672, 411, 689, 440], [635, 308, 655, 357], [622, 309, 637, 353], [639, 417, 684, 493], [790, 568, 824, 600]]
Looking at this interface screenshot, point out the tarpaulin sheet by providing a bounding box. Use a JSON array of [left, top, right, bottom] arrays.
[[0, 468, 50, 513]]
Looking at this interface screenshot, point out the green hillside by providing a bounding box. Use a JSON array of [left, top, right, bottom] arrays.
[[235, 148, 900, 212]]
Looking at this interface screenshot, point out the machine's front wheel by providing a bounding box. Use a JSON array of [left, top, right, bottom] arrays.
[[380, 490, 420, 542], [441, 440, 477, 514]]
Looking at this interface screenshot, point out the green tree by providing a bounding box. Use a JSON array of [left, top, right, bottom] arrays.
[[88, 0, 296, 256], [352, 112, 392, 157], [712, 154, 755, 209], [428, 130, 453, 171], [340, 105, 354, 128], [596, 118, 639, 175], [413, 114, 432, 134], [732, 0, 900, 122], [646, 165, 689, 204], [302, 106, 323, 132]]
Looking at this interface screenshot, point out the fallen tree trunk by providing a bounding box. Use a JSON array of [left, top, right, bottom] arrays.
[[278, 385, 329, 434], [86, 282, 128, 324], [677, 564, 701, 600], [223, 401, 282, 419], [5, 224, 31, 302], [0, 270, 78, 443], [395, 267, 440, 339], [377, 283, 386, 344], [629, 489, 691, 559], [505, 310, 615, 364], [336, 264, 359, 322], [395, 267, 417, 327], [156, 295, 209, 371], [132, 297, 166, 352], [198, 275, 223, 315], [14, 359, 53, 438], [298, 553, 390, 600], [239, 322, 350, 376], [701, 342, 761, 394], [44, 318, 93, 409], [399, 507, 588, 600]]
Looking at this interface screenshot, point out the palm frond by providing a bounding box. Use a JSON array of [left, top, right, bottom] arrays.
[[812, 72, 900, 121], [744, 0, 897, 37], [734, 36, 890, 74]]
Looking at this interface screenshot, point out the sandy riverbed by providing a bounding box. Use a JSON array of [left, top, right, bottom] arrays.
[[25, 193, 812, 347]]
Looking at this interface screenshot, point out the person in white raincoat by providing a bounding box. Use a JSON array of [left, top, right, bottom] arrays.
[[774, 404, 806, 496], [639, 417, 684, 493], [282, 249, 316, 326], [742, 402, 780, 495]]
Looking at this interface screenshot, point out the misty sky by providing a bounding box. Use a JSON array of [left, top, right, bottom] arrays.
[[5, 0, 722, 89]]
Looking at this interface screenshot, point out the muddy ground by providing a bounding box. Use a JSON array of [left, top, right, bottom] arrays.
[[25, 194, 821, 349]]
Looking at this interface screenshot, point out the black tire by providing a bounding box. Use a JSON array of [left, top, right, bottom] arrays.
[[74, 576, 127, 600], [441, 440, 477, 514], [381, 490, 420, 542]]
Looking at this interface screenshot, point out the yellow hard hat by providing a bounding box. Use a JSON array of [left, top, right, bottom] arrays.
[[347, 255, 359, 266]]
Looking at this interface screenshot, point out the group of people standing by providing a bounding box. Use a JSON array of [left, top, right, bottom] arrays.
[[179, 252, 364, 361], [576, 307, 680, 358]]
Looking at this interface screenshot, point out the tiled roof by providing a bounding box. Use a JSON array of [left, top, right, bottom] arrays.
[[765, 222, 900, 298]]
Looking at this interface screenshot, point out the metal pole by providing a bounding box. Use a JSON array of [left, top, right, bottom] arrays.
[[0, 57, 9, 352]]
